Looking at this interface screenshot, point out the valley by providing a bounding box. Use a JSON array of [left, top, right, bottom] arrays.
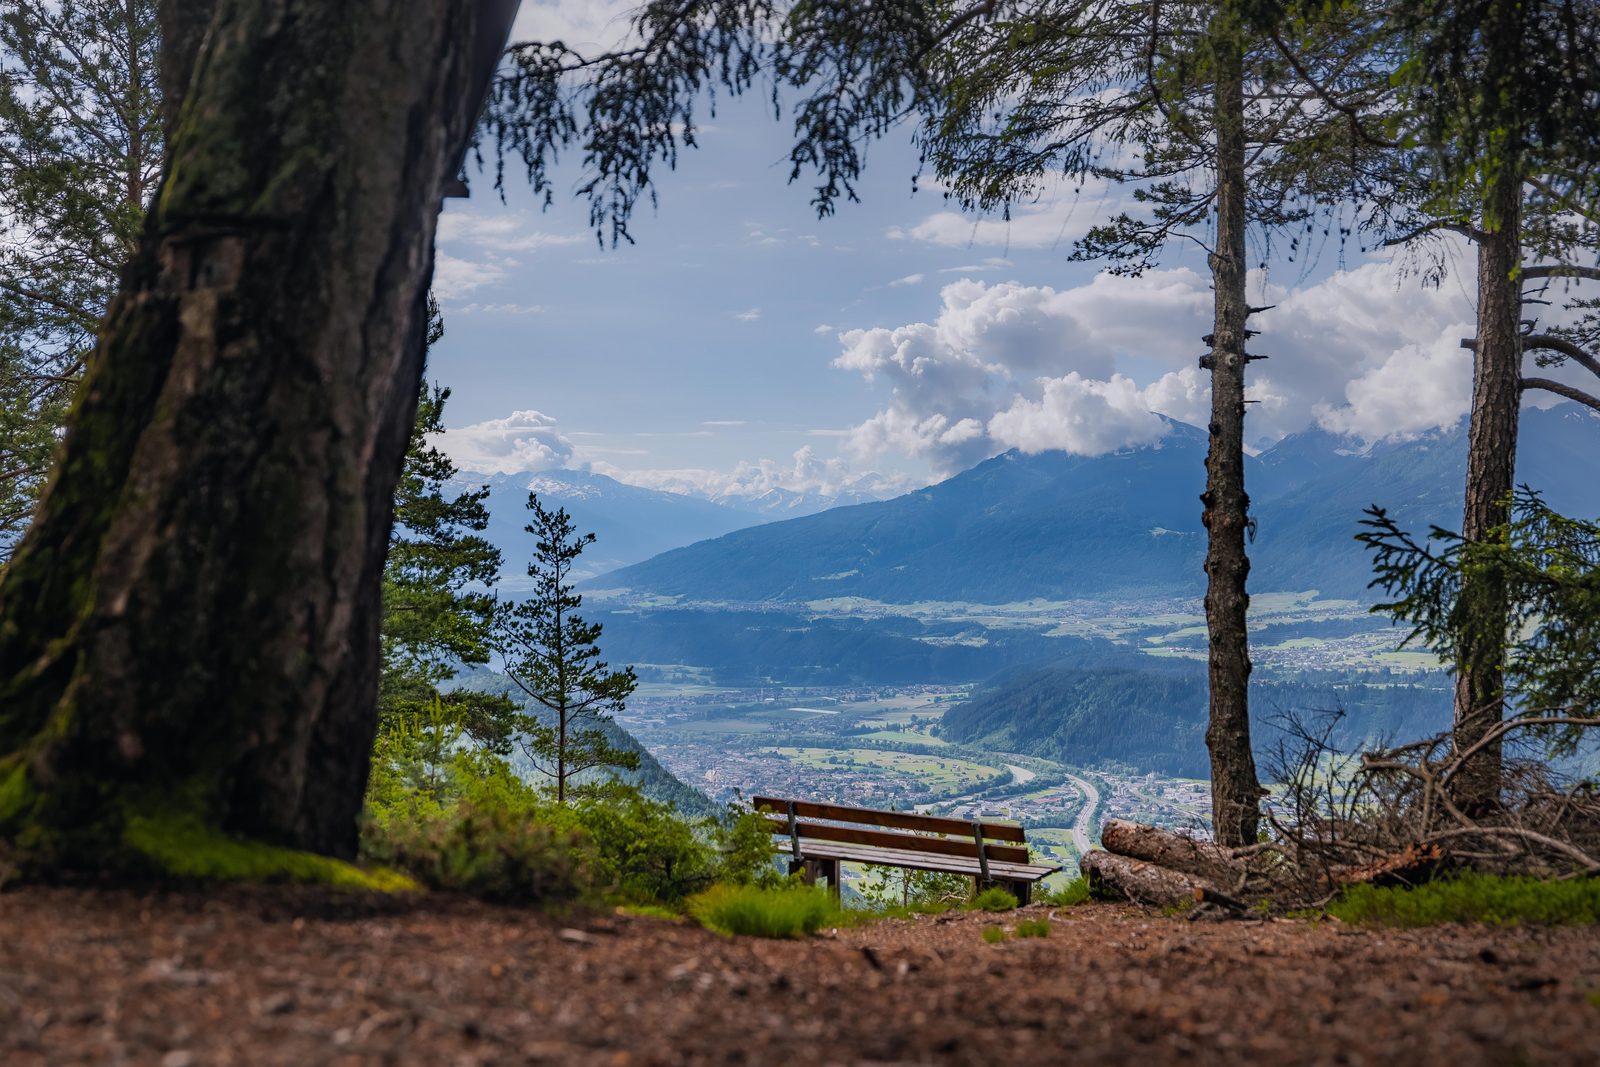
[[621, 680, 1235, 881]]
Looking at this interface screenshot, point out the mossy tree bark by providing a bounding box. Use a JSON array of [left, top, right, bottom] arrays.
[[1200, 19, 1262, 849], [0, 0, 517, 872]]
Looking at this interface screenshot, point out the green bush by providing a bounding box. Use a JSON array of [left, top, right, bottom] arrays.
[[1016, 917, 1051, 938], [1041, 876, 1091, 907], [971, 886, 1019, 912], [714, 807, 787, 889], [1329, 873, 1600, 927], [362, 799, 587, 904], [687, 883, 836, 938], [564, 785, 720, 904], [981, 925, 1007, 944]]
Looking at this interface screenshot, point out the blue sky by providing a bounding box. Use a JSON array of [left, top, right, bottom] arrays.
[[426, 0, 1579, 507]]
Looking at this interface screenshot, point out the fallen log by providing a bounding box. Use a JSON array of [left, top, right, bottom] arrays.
[[1081, 850, 1215, 907], [1100, 820, 1244, 882]]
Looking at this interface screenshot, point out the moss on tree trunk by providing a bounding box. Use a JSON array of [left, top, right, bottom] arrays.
[[0, 0, 514, 880]]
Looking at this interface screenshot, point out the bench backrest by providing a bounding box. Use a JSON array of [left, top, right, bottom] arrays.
[[752, 795, 1030, 865]]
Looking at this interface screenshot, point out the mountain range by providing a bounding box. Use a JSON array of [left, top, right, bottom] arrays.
[[447, 468, 759, 587], [590, 404, 1600, 605]]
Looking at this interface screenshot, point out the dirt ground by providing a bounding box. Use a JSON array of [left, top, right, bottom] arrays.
[[3, 887, 1599, 1066]]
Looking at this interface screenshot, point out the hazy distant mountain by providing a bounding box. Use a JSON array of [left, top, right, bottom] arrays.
[[590, 417, 1213, 603], [1250, 403, 1600, 597], [449, 468, 760, 588], [592, 405, 1600, 604]]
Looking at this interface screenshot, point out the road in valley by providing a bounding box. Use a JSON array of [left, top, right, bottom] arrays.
[[1064, 772, 1101, 854]]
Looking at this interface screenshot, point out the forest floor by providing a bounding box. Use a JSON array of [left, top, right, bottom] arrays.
[[4, 887, 1599, 1066]]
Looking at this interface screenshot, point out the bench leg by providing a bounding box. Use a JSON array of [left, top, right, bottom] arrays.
[[1010, 879, 1032, 906], [797, 858, 842, 899]]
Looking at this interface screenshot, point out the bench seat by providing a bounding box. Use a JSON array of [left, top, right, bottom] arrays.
[[786, 839, 1059, 883]]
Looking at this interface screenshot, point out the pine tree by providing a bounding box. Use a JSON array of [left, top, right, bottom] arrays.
[[380, 305, 520, 754], [0, 0, 160, 557], [492, 496, 639, 804]]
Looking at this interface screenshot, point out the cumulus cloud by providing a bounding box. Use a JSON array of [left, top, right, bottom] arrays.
[[830, 253, 1486, 473], [1313, 333, 1474, 440], [832, 274, 1208, 471], [988, 373, 1169, 455], [435, 410, 578, 474]]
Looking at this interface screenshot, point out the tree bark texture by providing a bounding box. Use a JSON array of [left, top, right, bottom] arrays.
[[1452, 172, 1523, 814], [157, 0, 216, 146], [0, 0, 518, 870], [1081, 850, 1216, 907], [1201, 21, 1262, 848], [1100, 819, 1243, 883]]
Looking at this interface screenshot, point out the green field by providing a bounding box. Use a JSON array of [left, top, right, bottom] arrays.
[[762, 747, 999, 791]]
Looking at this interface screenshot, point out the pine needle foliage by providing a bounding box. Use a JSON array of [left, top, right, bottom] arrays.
[[1359, 489, 1600, 753], [492, 496, 640, 802]]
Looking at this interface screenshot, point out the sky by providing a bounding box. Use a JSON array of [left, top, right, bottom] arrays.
[[427, 0, 1580, 507]]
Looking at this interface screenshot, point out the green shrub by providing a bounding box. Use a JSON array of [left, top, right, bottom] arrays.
[[1329, 873, 1600, 927], [566, 785, 720, 904], [971, 886, 1019, 912], [981, 925, 1007, 944], [714, 807, 787, 888], [362, 800, 587, 904], [688, 883, 836, 938], [1041, 876, 1091, 907], [1016, 917, 1051, 938]]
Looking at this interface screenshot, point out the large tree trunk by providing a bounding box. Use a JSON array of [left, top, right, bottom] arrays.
[[1451, 172, 1523, 814], [156, 0, 215, 144], [1201, 21, 1262, 848], [0, 0, 518, 873]]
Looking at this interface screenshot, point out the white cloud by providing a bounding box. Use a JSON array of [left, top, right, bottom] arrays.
[[988, 373, 1170, 455], [432, 253, 506, 300], [733, 307, 762, 322], [889, 273, 926, 287], [435, 410, 578, 474], [595, 446, 912, 509], [887, 178, 1121, 251], [829, 253, 1488, 473], [454, 302, 545, 316], [832, 275, 1204, 471], [1313, 333, 1474, 440], [511, 0, 636, 50], [813, 323, 835, 334], [436, 211, 583, 252]]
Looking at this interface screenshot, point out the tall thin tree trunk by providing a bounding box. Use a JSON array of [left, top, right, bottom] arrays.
[[1452, 172, 1522, 814], [1201, 20, 1261, 848], [0, 0, 518, 872]]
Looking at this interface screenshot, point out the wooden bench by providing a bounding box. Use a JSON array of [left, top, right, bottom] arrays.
[[753, 795, 1060, 904]]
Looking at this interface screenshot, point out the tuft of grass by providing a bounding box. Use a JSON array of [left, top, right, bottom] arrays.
[[1016, 917, 1051, 938], [1041, 876, 1091, 907], [688, 883, 836, 939], [970, 886, 1019, 912], [981, 925, 1007, 944], [1329, 873, 1600, 927], [618, 903, 682, 921]]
